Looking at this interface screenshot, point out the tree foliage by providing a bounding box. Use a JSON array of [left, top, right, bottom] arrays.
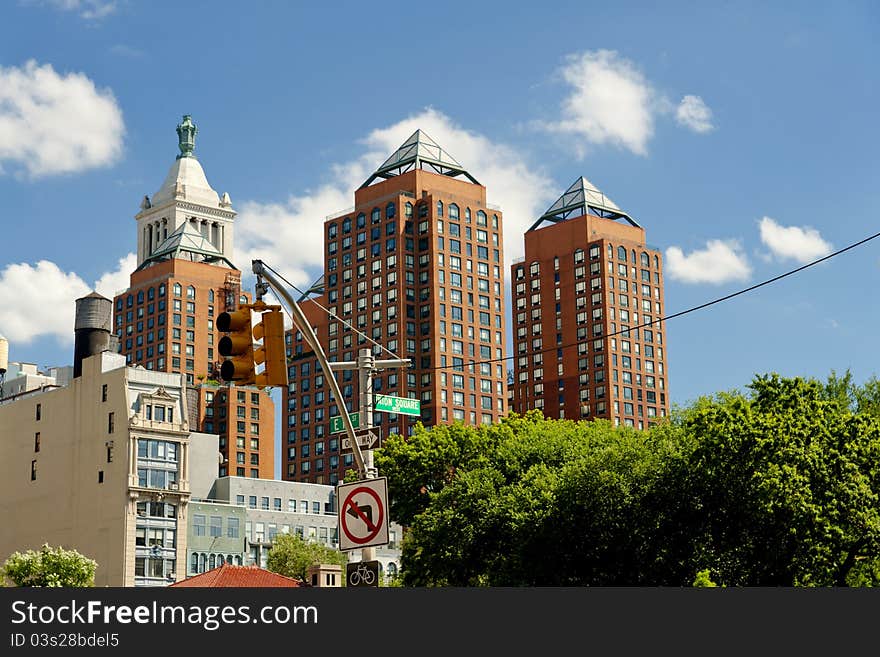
[[1, 544, 97, 587], [266, 534, 347, 583], [376, 372, 880, 586]]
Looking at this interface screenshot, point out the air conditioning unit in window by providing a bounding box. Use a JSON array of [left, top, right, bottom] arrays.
[[168, 483, 179, 491]]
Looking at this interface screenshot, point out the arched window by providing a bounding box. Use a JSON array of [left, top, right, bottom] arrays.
[[418, 203, 428, 218], [476, 210, 487, 226], [208, 289, 215, 303], [631, 249, 637, 263], [190, 553, 198, 574], [356, 213, 366, 229], [405, 202, 413, 218], [654, 255, 659, 268], [641, 252, 649, 267], [159, 283, 166, 297], [386, 202, 396, 219], [342, 217, 352, 233], [437, 201, 444, 217], [465, 207, 472, 223], [234, 555, 241, 565], [126, 294, 133, 308], [387, 562, 398, 576], [198, 553, 206, 573], [371, 207, 380, 224], [187, 285, 196, 300], [173, 283, 182, 297], [449, 203, 460, 220], [136, 290, 144, 304], [617, 246, 626, 261], [608, 244, 613, 259], [147, 287, 155, 301]]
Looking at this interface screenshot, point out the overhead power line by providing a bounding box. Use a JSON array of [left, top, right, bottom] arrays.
[[262, 229, 880, 374]]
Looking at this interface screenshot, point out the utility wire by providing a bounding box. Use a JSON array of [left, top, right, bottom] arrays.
[[261, 229, 880, 374], [259, 261, 407, 363], [428, 228, 880, 372]]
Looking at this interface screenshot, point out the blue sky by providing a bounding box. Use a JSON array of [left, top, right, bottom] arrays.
[[2, 0, 878, 420]]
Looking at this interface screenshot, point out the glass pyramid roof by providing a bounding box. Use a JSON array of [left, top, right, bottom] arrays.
[[137, 221, 235, 271], [360, 130, 479, 188], [529, 177, 639, 231]]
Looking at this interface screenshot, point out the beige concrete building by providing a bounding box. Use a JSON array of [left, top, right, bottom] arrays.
[[0, 346, 203, 587]]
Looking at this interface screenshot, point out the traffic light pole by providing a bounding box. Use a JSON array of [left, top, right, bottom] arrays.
[[251, 261, 410, 568], [330, 348, 410, 563]]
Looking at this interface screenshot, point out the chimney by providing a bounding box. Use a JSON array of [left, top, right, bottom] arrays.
[[73, 292, 112, 378]]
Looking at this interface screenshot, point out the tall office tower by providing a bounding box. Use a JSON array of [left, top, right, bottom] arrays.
[[114, 116, 275, 479], [283, 131, 508, 484], [510, 177, 669, 428]]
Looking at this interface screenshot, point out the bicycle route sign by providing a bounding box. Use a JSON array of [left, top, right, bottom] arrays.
[[346, 560, 380, 587], [337, 477, 389, 551]]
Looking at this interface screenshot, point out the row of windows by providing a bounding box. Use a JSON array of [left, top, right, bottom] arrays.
[[119, 283, 219, 311], [193, 514, 240, 538], [514, 245, 661, 281], [232, 495, 331, 514], [329, 203, 498, 238]]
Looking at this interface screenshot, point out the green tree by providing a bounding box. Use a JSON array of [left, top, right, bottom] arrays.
[[1, 544, 96, 587], [378, 374, 880, 587], [681, 374, 880, 586], [266, 534, 347, 583]]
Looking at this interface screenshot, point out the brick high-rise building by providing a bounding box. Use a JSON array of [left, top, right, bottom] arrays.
[[114, 116, 274, 478], [510, 177, 669, 428], [283, 130, 508, 484]]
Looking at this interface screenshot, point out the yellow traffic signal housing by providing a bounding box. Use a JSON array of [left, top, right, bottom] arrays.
[[217, 306, 256, 385], [253, 308, 289, 388]]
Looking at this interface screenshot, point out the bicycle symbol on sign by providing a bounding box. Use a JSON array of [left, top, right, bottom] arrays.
[[348, 562, 377, 586]]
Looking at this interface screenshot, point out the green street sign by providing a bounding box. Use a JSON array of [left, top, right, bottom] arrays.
[[330, 412, 360, 434], [374, 394, 421, 417]]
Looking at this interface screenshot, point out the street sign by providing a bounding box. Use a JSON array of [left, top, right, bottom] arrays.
[[374, 394, 421, 417], [346, 560, 380, 587], [330, 412, 360, 434], [341, 427, 382, 453], [337, 477, 389, 551]]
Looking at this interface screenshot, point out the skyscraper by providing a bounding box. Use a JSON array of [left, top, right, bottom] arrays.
[[510, 177, 670, 428], [114, 116, 274, 478], [283, 131, 508, 484]]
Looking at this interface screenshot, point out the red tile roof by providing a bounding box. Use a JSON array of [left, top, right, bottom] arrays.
[[169, 563, 304, 588]]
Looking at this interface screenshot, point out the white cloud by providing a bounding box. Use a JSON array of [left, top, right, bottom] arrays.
[[94, 252, 135, 298], [0, 254, 134, 345], [0, 261, 89, 344], [33, 0, 117, 20], [0, 60, 125, 178], [539, 50, 656, 156], [676, 95, 714, 133], [235, 108, 554, 290], [665, 239, 752, 284], [758, 216, 833, 263]]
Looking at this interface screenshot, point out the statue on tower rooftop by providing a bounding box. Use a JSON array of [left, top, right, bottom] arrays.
[[176, 114, 197, 159]]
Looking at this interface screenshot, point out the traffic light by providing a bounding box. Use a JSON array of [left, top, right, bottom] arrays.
[[252, 306, 289, 388], [217, 305, 256, 385]]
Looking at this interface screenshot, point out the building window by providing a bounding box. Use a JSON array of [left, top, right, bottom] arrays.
[[108, 412, 115, 434], [194, 515, 206, 536], [31, 460, 37, 481], [35, 404, 41, 421], [34, 432, 40, 453]]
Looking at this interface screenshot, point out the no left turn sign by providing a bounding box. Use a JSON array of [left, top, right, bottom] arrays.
[[337, 477, 390, 551]]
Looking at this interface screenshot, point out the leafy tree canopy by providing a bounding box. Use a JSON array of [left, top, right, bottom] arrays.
[[266, 533, 347, 583], [376, 372, 880, 587], [2, 544, 97, 587]]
